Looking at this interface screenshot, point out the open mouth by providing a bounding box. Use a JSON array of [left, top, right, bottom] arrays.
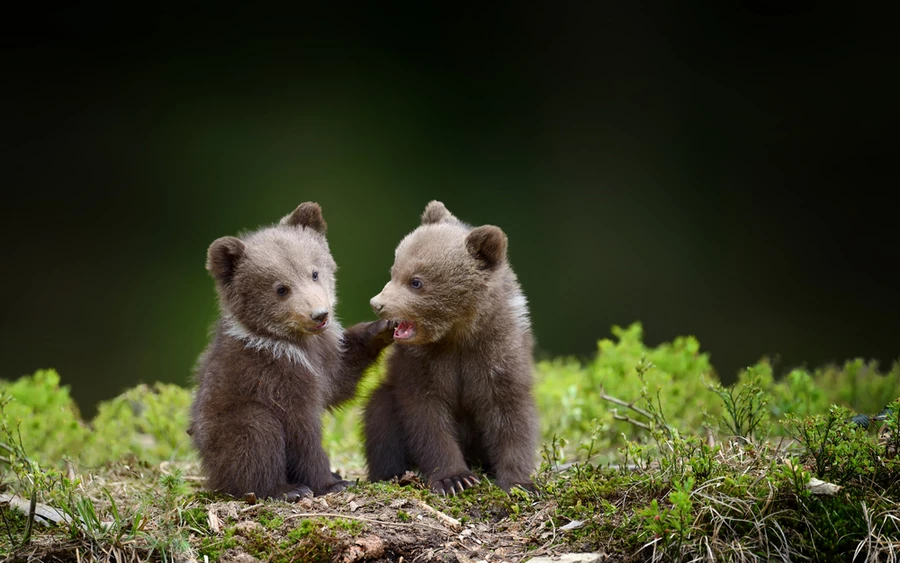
[[305, 319, 328, 333], [393, 320, 416, 340]]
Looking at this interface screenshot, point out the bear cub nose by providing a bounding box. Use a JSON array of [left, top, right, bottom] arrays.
[[311, 310, 329, 322], [370, 299, 384, 314]]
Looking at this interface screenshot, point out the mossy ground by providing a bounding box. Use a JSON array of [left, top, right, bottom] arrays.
[[2, 322, 898, 562]]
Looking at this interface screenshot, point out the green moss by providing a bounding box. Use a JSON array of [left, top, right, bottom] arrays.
[[427, 480, 531, 523], [0, 504, 30, 552], [272, 519, 339, 563], [257, 509, 284, 530], [286, 522, 311, 542], [198, 529, 239, 561], [181, 506, 212, 534], [325, 517, 365, 535]]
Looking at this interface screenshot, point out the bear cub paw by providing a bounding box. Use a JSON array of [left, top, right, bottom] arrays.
[[496, 478, 539, 496], [368, 319, 398, 349], [278, 484, 314, 503], [428, 471, 481, 496], [323, 479, 354, 495]]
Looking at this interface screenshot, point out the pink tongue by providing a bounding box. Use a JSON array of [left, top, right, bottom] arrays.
[[394, 321, 415, 339]]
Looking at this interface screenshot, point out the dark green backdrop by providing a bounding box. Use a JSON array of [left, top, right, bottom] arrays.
[[3, 7, 898, 417]]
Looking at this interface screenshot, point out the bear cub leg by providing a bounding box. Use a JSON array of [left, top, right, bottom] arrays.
[[362, 383, 410, 482], [200, 402, 315, 502]]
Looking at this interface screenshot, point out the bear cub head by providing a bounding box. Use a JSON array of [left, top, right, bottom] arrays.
[[369, 200, 509, 344], [207, 202, 338, 343]]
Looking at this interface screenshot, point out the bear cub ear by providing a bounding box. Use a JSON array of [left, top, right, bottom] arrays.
[[421, 200, 459, 225], [466, 225, 508, 270], [207, 236, 246, 285], [280, 202, 327, 234]]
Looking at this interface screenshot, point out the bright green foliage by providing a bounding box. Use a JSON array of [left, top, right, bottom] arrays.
[[84, 382, 195, 467], [812, 358, 899, 416], [0, 369, 88, 466], [0, 372, 195, 469], [536, 323, 720, 465], [1, 324, 898, 562], [752, 357, 899, 426], [784, 404, 893, 485], [323, 360, 386, 472], [760, 364, 827, 422], [2, 322, 896, 475]]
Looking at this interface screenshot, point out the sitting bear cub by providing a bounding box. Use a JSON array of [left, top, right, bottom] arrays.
[[364, 201, 539, 495], [189, 202, 393, 501]]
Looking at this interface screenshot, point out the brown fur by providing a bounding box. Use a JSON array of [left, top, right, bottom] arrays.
[[188, 202, 393, 501], [364, 201, 539, 495]]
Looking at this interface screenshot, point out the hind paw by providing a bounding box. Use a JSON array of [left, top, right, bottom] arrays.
[[497, 478, 539, 495], [428, 471, 480, 496], [280, 484, 314, 502], [322, 479, 354, 495]]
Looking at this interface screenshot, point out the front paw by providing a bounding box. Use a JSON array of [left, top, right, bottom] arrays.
[[321, 479, 354, 495], [279, 484, 314, 503], [428, 471, 480, 496], [496, 477, 539, 495], [368, 319, 397, 349]]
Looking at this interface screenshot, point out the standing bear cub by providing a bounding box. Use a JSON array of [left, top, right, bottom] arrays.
[[364, 201, 539, 495], [189, 202, 393, 501]]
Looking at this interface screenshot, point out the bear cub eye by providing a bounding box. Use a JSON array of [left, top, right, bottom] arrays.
[[276, 285, 290, 297], [410, 277, 423, 290], [312, 271, 319, 281]]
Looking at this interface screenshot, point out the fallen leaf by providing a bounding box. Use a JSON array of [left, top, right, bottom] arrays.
[[560, 519, 585, 531], [208, 508, 221, 533], [806, 477, 842, 495], [0, 493, 71, 526]]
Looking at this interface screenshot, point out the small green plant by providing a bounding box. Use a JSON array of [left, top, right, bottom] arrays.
[[879, 398, 899, 460], [783, 404, 878, 483], [637, 476, 695, 558], [619, 439, 654, 473], [773, 456, 811, 498], [539, 433, 568, 477], [576, 418, 607, 465], [707, 367, 769, 442]]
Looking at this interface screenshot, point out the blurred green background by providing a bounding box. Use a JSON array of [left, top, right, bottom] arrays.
[[2, 7, 897, 417]]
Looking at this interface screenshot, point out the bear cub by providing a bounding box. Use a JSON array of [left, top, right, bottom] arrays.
[[364, 201, 539, 495], [189, 202, 393, 501]]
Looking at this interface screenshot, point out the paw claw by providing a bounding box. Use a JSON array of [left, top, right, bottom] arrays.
[[501, 480, 539, 495], [282, 485, 314, 503], [324, 479, 353, 495], [429, 471, 479, 496]]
